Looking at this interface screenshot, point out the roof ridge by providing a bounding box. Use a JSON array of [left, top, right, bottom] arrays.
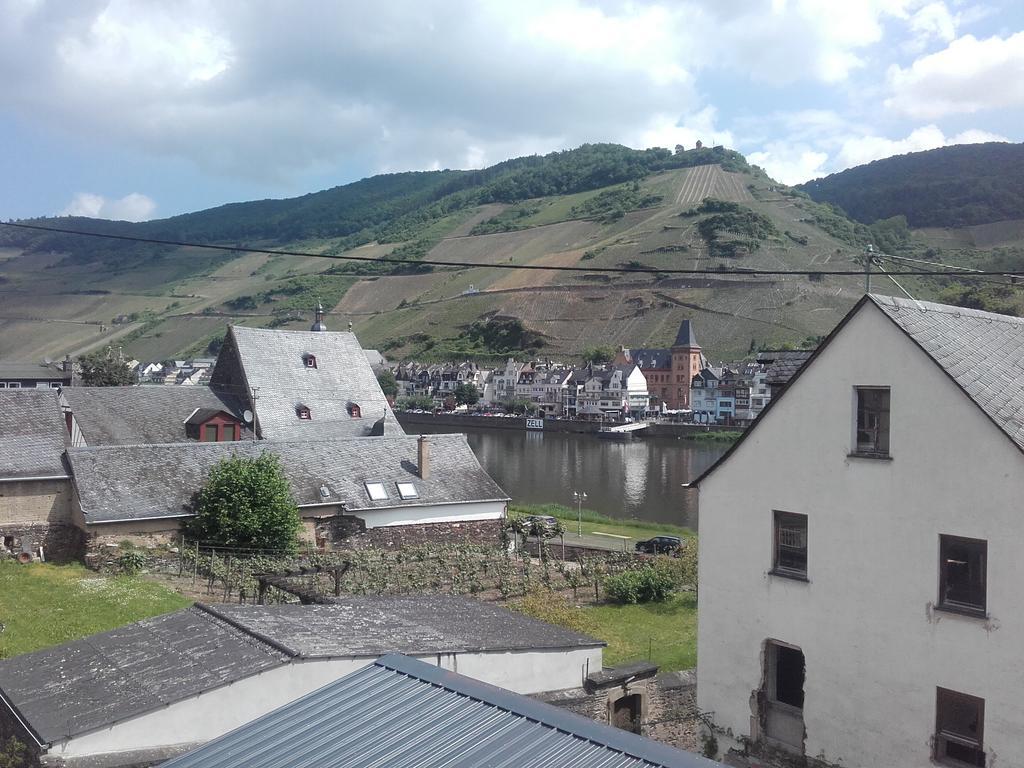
[[869, 293, 1024, 325], [191, 603, 300, 658]]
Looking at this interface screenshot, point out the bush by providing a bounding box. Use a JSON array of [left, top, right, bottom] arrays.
[[116, 549, 148, 575], [183, 452, 301, 553], [603, 565, 675, 604]]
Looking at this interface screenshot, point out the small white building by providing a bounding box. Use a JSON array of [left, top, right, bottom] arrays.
[[579, 365, 649, 418], [691, 295, 1024, 767], [0, 599, 605, 766]]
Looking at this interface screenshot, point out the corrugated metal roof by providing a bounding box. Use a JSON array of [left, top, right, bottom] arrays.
[[161, 654, 719, 768]]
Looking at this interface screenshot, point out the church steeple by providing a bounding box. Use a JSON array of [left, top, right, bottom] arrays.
[[672, 319, 700, 349], [311, 302, 327, 332]]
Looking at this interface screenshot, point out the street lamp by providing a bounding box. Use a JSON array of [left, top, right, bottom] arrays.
[[573, 490, 587, 538]]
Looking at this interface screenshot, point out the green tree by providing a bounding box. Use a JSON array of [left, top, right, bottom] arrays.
[[78, 350, 135, 386], [397, 394, 435, 410], [183, 452, 301, 553], [453, 382, 480, 405], [0, 737, 27, 768], [376, 370, 399, 399], [582, 345, 615, 365]]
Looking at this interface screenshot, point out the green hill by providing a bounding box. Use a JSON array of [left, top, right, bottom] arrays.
[[3, 142, 1022, 364], [797, 142, 1024, 228]]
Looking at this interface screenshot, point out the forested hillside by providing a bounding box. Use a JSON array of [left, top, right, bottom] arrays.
[[1, 143, 752, 265], [798, 143, 1024, 228]]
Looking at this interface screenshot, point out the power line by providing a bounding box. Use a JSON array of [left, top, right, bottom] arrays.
[[3, 220, 1022, 278]]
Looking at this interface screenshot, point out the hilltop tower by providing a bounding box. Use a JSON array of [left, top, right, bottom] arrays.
[[670, 319, 702, 410]]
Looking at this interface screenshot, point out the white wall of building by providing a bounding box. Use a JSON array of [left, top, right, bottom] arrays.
[[354, 500, 505, 528], [697, 303, 1024, 767], [51, 646, 601, 760]]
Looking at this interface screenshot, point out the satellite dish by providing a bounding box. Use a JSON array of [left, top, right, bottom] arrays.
[[243, 410, 254, 423]]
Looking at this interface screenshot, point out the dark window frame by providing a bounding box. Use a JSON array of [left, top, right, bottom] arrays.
[[765, 640, 805, 711], [772, 511, 808, 581], [303, 353, 317, 369], [938, 535, 987, 617], [296, 405, 312, 420], [935, 687, 985, 767], [853, 386, 891, 457]]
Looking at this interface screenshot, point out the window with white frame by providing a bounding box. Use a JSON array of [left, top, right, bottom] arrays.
[[364, 482, 388, 501], [396, 482, 418, 499]]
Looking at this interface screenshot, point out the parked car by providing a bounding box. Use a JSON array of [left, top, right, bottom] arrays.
[[635, 535, 682, 555], [521, 515, 560, 537]]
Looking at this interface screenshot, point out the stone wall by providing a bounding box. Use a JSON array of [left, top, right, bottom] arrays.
[[534, 664, 699, 754], [316, 515, 502, 550], [0, 479, 83, 562], [80, 519, 182, 568]]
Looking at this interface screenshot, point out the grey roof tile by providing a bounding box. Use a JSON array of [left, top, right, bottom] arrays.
[[0, 600, 601, 748], [217, 326, 402, 440], [68, 433, 507, 523], [210, 598, 603, 658], [61, 386, 249, 446], [0, 390, 68, 479], [870, 295, 1024, 451], [160, 654, 717, 768], [673, 319, 700, 348], [0, 607, 289, 744]]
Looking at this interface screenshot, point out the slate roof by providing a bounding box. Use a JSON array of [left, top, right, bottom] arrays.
[[68, 433, 508, 523], [0, 361, 71, 383], [871, 294, 1024, 451], [631, 348, 672, 369], [0, 606, 289, 745], [218, 326, 402, 440], [160, 654, 717, 768], [0, 601, 602, 749], [673, 319, 700, 348], [0, 390, 68, 480], [61, 386, 249, 446], [756, 349, 814, 387], [212, 598, 603, 657]]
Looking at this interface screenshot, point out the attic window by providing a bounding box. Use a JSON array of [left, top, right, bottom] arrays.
[[347, 402, 362, 418], [296, 404, 311, 420], [365, 482, 388, 501], [303, 353, 317, 369], [396, 482, 419, 500]]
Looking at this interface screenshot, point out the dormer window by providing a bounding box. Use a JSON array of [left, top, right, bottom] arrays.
[[347, 402, 362, 418], [303, 353, 317, 369], [296, 404, 311, 420]]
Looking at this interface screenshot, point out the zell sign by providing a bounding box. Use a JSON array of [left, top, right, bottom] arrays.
[[525, 418, 544, 430]]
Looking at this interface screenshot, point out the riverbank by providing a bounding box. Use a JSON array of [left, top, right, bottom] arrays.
[[397, 411, 743, 440], [510, 503, 692, 541]]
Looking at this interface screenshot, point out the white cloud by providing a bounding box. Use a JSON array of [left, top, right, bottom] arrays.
[[748, 146, 829, 185], [834, 125, 1007, 168], [635, 107, 735, 153], [886, 31, 1024, 118], [60, 192, 156, 221]]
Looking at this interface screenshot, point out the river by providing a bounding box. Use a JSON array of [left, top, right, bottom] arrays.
[[412, 424, 728, 531]]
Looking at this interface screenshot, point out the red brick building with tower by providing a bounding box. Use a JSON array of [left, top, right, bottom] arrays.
[[614, 320, 704, 411]]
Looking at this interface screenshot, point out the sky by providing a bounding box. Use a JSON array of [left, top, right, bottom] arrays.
[[1, 0, 1023, 222]]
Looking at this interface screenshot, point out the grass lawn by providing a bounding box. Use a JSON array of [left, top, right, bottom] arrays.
[[0, 562, 191, 659], [510, 503, 693, 541], [511, 590, 697, 672], [585, 593, 697, 670]]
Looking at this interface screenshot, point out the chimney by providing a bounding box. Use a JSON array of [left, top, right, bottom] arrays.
[[417, 435, 430, 480]]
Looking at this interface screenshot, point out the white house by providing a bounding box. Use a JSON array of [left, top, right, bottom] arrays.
[[0, 599, 604, 766], [579, 365, 650, 418], [690, 294, 1024, 767]]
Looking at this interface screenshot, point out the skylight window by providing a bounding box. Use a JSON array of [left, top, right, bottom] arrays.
[[365, 482, 388, 501], [303, 353, 317, 369], [396, 482, 419, 500]]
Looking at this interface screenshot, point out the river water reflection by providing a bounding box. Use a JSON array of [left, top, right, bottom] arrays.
[[414, 424, 728, 531]]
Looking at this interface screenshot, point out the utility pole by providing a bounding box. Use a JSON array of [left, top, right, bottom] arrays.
[[857, 244, 881, 293]]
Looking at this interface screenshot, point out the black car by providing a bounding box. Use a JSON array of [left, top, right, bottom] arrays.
[[635, 535, 682, 555]]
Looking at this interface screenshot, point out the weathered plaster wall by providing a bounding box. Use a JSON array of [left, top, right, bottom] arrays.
[[697, 303, 1024, 767], [48, 647, 601, 761]]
